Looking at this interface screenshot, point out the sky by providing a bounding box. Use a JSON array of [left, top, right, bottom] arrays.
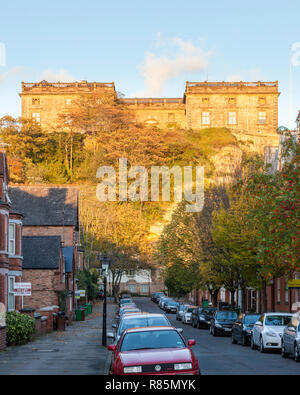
[[0, 0, 300, 127]]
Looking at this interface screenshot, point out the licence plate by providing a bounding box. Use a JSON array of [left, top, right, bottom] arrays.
[[224, 328, 231, 332]]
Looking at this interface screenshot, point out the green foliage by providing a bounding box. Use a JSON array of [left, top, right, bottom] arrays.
[[6, 311, 35, 346], [76, 268, 99, 300]]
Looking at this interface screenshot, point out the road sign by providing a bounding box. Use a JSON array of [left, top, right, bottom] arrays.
[[288, 279, 300, 289], [13, 283, 31, 296]]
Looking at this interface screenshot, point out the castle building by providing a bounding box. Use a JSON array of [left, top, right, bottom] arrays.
[[20, 80, 280, 154]]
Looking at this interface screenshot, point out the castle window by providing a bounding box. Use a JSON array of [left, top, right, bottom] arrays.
[[202, 112, 210, 125], [32, 112, 40, 123], [32, 98, 40, 106], [259, 112, 267, 124], [66, 99, 72, 106], [228, 112, 237, 125], [258, 97, 266, 105], [202, 97, 209, 104], [228, 97, 236, 105]]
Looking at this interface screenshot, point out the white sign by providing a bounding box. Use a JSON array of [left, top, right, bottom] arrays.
[[79, 290, 86, 297], [13, 282, 31, 296], [0, 303, 5, 327]]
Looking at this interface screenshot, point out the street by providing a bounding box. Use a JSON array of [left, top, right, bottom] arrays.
[[133, 298, 300, 375]]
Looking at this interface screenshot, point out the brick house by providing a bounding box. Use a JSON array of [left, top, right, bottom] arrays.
[[8, 185, 81, 321], [0, 150, 23, 350]]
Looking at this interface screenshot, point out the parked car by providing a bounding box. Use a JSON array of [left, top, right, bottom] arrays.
[[159, 297, 172, 310], [176, 304, 191, 321], [151, 292, 165, 302], [251, 312, 293, 353], [182, 306, 197, 325], [210, 310, 238, 336], [164, 300, 179, 314], [119, 298, 133, 306], [191, 307, 216, 329], [109, 313, 174, 343], [231, 313, 261, 346], [119, 293, 131, 301], [281, 313, 300, 362], [108, 326, 200, 375]]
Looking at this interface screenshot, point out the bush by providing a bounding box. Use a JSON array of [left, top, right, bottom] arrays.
[[6, 311, 36, 346]]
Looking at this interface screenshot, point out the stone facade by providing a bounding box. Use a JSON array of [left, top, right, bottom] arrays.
[[20, 80, 280, 155]]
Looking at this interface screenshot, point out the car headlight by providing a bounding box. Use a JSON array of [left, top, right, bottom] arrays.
[[265, 331, 277, 337], [123, 366, 142, 373], [174, 363, 193, 370]]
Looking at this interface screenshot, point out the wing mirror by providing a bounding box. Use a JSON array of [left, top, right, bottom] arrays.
[[255, 321, 263, 326], [107, 332, 116, 339], [187, 339, 196, 347], [107, 344, 117, 351]]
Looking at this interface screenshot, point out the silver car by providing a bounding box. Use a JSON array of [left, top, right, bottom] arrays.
[[281, 312, 300, 362]]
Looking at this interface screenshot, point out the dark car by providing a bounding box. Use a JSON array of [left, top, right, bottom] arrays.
[[192, 307, 216, 329], [151, 292, 165, 302], [281, 313, 300, 362], [164, 300, 179, 314], [231, 313, 261, 346], [210, 310, 238, 336]]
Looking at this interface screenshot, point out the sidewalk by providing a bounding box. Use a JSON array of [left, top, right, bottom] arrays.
[[0, 300, 117, 375]]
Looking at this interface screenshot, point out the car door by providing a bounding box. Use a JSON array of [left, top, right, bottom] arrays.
[[253, 314, 264, 345]]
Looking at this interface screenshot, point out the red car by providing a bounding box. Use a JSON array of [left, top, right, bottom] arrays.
[[107, 326, 200, 375]]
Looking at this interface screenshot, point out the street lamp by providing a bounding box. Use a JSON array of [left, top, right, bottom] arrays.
[[98, 252, 110, 346]]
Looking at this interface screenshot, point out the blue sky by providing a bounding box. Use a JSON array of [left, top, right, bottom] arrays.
[[0, 0, 300, 127]]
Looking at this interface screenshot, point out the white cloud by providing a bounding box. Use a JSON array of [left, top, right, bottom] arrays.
[[0, 67, 23, 84], [39, 69, 76, 82], [134, 37, 212, 97]]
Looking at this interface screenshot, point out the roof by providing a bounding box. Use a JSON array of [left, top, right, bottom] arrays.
[[62, 246, 74, 273], [124, 326, 176, 334], [8, 185, 79, 227], [22, 236, 61, 269], [122, 313, 167, 320]]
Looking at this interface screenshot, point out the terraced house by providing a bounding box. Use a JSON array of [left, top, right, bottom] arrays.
[[20, 79, 280, 155], [0, 149, 24, 350]]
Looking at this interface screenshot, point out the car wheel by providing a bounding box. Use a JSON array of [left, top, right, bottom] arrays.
[[242, 333, 247, 346], [294, 344, 300, 362], [251, 335, 257, 350], [281, 341, 288, 358], [259, 337, 265, 353], [232, 333, 237, 344]]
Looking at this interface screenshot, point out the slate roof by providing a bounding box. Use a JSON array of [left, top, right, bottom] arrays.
[[8, 185, 79, 227], [22, 236, 61, 269]]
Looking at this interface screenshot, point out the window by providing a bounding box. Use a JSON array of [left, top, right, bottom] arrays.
[[8, 276, 15, 311], [141, 285, 149, 294], [4, 215, 8, 252], [9, 223, 15, 255], [202, 112, 210, 125], [128, 269, 135, 276], [228, 112, 237, 125], [32, 113, 40, 123], [258, 97, 266, 105], [66, 99, 72, 106], [168, 113, 175, 122], [259, 112, 266, 124], [202, 97, 209, 104], [32, 98, 40, 106], [228, 97, 236, 105], [127, 284, 137, 294]]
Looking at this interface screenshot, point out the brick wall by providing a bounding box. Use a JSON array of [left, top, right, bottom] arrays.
[[22, 269, 59, 310]]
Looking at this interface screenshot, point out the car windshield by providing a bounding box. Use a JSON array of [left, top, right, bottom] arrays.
[[167, 301, 178, 306], [120, 309, 140, 314], [120, 299, 132, 304], [200, 308, 215, 315], [119, 316, 170, 335], [216, 311, 238, 320], [244, 315, 260, 325], [120, 330, 185, 351], [265, 315, 292, 326], [186, 308, 194, 313]]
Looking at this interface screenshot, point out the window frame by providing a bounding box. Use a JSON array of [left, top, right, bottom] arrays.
[[9, 222, 15, 256], [202, 112, 210, 125], [8, 276, 15, 312]]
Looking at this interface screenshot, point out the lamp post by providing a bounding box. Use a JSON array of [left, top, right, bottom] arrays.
[[98, 253, 110, 346]]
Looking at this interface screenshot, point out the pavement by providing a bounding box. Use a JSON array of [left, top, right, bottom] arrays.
[[0, 300, 117, 375]]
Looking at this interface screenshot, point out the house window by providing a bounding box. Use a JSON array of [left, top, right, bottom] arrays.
[[32, 113, 41, 123], [259, 112, 267, 124], [128, 269, 135, 277], [9, 223, 15, 255], [4, 215, 8, 252], [8, 276, 15, 311], [202, 112, 210, 125], [32, 98, 40, 106], [127, 284, 137, 294], [277, 278, 281, 303], [141, 285, 149, 294], [228, 112, 237, 125]]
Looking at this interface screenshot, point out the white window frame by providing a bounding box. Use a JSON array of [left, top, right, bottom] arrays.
[[4, 215, 8, 252], [228, 112, 237, 125], [8, 276, 15, 311], [202, 112, 210, 125], [32, 112, 41, 123], [127, 284, 137, 294], [9, 222, 15, 256]]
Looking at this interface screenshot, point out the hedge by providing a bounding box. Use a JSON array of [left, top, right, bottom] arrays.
[[6, 311, 36, 346]]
